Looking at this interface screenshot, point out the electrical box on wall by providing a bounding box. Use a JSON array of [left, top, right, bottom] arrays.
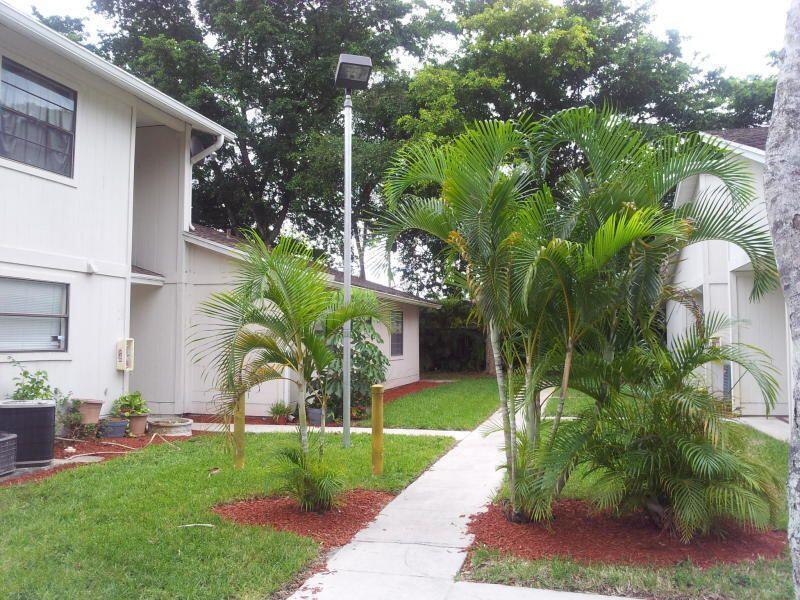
[[116, 338, 134, 371]]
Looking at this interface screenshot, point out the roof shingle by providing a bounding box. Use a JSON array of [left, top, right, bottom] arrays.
[[704, 127, 768, 151]]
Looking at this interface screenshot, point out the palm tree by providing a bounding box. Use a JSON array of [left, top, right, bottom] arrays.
[[194, 233, 387, 468]]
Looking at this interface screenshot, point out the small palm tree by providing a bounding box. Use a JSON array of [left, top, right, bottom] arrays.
[[194, 233, 387, 468]]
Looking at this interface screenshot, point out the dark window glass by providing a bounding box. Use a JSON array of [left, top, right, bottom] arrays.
[[0, 58, 76, 177], [390, 310, 403, 357]]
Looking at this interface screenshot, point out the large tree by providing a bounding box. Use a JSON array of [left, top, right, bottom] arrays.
[[764, 1, 800, 595]]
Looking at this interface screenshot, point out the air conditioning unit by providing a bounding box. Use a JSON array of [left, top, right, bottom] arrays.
[[116, 338, 135, 371], [0, 432, 17, 476]]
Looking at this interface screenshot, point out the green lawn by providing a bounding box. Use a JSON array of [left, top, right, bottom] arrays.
[[465, 423, 791, 600], [0, 432, 452, 599], [364, 376, 499, 430], [542, 388, 595, 416]]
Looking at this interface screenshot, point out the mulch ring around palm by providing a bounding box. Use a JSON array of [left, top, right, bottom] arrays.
[[213, 489, 394, 549], [468, 500, 787, 568]]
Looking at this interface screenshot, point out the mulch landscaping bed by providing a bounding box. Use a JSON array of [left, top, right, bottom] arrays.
[[384, 381, 443, 403], [468, 500, 787, 568], [214, 489, 394, 549], [184, 413, 275, 425]]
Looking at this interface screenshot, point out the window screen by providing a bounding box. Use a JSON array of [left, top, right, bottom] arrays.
[[0, 58, 76, 177], [390, 310, 403, 357], [0, 277, 68, 352]]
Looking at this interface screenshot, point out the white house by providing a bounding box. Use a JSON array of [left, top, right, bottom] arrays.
[[668, 127, 793, 417], [0, 1, 434, 418]]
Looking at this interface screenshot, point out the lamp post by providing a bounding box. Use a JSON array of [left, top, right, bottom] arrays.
[[335, 53, 372, 448]]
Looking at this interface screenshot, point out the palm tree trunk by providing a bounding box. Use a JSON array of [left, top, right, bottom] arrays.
[[233, 392, 246, 470], [763, 4, 800, 594], [297, 380, 309, 454], [525, 350, 540, 445], [549, 338, 574, 447], [490, 322, 515, 511]]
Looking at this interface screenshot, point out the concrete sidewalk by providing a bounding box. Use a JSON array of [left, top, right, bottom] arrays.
[[288, 416, 632, 600], [739, 417, 790, 442], [191, 421, 470, 440]]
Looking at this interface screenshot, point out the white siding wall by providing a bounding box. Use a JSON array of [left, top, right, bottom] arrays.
[[374, 305, 421, 389], [0, 30, 135, 411]]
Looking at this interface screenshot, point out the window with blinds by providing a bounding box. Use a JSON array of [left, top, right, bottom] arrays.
[[390, 310, 403, 357], [0, 58, 76, 177], [0, 277, 69, 352]]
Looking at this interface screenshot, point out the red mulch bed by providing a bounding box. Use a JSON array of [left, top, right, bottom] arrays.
[[214, 489, 394, 549], [384, 381, 443, 403], [468, 500, 787, 568], [184, 413, 275, 425]]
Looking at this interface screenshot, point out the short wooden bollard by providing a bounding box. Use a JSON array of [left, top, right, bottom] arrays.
[[371, 384, 384, 475]]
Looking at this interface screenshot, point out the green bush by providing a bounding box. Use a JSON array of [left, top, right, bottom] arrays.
[[268, 444, 344, 512]]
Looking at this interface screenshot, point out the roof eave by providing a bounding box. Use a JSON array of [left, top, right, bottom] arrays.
[[701, 132, 765, 164], [0, 1, 235, 141]]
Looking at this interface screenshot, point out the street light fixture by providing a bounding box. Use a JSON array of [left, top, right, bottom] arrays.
[[335, 53, 372, 448]]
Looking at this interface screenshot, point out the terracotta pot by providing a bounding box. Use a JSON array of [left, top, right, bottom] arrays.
[[273, 415, 287, 425], [128, 414, 148, 436], [76, 400, 103, 425]]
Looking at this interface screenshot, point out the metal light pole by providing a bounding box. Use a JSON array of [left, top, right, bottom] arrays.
[[334, 54, 372, 448]]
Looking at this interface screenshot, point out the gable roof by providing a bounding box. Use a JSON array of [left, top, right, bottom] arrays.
[[704, 127, 768, 151], [186, 224, 439, 308], [0, 0, 235, 140]]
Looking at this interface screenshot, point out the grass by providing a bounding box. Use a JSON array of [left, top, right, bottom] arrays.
[[542, 388, 595, 416], [0, 432, 452, 599], [363, 376, 499, 430], [466, 424, 791, 600]]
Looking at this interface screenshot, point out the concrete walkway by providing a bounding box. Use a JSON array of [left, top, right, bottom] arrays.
[[191, 421, 470, 440], [739, 417, 790, 442], [288, 417, 632, 600]]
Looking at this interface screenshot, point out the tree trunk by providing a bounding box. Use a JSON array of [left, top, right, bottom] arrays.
[[764, 4, 800, 595], [233, 392, 246, 470], [354, 222, 367, 280], [549, 338, 574, 448], [297, 380, 309, 453], [525, 350, 540, 445], [490, 323, 515, 512]]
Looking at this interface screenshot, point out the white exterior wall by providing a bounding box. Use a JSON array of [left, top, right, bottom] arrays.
[[0, 29, 136, 410], [669, 156, 793, 416], [181, 242, 423, 416]]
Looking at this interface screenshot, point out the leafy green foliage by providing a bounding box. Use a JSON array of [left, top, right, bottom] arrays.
[[113, 391, 150, 416], [313, 318, 390, 420], [268, 401, 293, 419], [268, 443, 344, 512], [420, 299, 486, 372]]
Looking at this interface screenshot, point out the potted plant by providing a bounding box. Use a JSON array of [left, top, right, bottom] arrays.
[[113, 392, 149, 436], [75, 399, 103, 425], [0, 359, 64, 467], [269, 401, 292, 425], [99, 416, 129, 438]]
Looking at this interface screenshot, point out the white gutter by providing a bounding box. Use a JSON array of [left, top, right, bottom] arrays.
[[190, 133, 225, 165]]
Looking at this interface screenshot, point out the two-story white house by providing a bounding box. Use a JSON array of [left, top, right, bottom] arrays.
[[0, 1, 433, 418], [667, 127, 794, 418]]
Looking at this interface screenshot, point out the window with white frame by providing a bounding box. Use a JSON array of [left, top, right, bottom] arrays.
[[0, 277, 69, 352], [0, 58, 77, 177], [390, 310, 403, 357]]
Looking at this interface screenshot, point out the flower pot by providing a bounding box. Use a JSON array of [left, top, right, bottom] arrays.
[[76, 399, 103, 425], [274, 415, 287, 425], [307, 407, 323, 427], [128, 414, 148, 436], [0, 400, 55, 467], [99, 418, 128, 438]]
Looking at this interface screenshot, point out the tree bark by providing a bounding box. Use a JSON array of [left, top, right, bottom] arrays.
[[490, 322, 516, 512], [764, 4, 800, 595], [233, 392, 246, 470], [549, 338, 574, 448], [297, 380, 309, 453]]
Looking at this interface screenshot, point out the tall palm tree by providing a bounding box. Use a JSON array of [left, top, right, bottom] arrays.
[[194, 233, 387, 468]]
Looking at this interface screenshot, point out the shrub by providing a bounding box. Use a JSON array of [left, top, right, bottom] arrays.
[[113, 391, 149, 416], [269, 401, 292, 419], [269, 444, 344, 512]]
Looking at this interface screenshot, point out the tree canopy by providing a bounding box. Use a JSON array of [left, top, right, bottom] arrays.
[[37, 0, 777, 296]]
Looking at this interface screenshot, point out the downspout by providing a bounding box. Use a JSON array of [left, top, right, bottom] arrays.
[[190, 133, 225, 165]]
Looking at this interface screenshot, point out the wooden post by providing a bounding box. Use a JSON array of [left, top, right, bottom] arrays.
[[371, 384, 384, 475]]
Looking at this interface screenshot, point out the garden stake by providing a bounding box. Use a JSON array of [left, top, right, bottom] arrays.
[[371, 384, 384, 475]]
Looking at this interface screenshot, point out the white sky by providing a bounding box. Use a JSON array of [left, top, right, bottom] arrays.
[[7, 0, 790, 77]]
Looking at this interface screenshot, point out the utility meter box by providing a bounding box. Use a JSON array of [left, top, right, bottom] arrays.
[[116, 338, 134, 371]]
